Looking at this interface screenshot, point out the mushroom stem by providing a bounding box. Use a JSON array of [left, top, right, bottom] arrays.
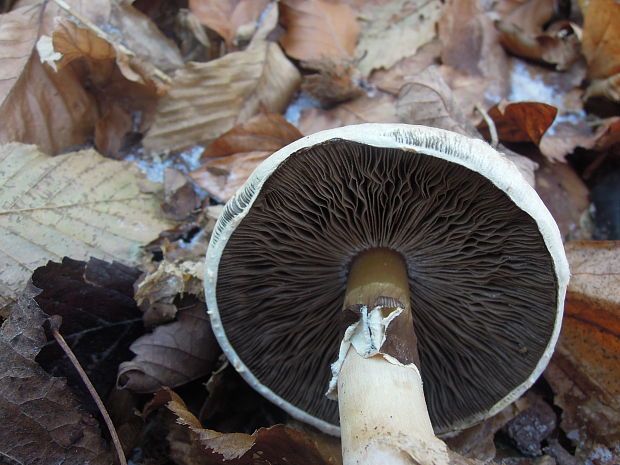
[[338, 248, 450, 465]]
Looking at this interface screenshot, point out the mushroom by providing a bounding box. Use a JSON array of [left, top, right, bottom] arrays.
[[204, 124, 569, 464]]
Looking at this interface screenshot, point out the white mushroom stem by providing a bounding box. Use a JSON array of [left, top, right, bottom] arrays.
[[337, 248, 450, 465]]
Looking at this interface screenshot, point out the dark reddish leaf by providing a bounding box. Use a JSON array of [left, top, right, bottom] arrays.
[[32, 257, 143, 411]]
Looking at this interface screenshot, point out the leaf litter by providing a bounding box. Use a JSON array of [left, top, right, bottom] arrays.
[[0, 0, 619, 464]]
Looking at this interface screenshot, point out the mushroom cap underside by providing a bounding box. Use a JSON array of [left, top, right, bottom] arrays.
[[205, 124, 569, 436]]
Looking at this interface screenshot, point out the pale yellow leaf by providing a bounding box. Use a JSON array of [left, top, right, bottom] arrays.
[[143, 41, 301, 152], [0, 143, 175, 312], [355, 0, 442, 76]]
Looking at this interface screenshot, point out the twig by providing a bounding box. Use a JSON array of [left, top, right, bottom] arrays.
[[50, 0, 171, 84], [475, 103, 499, 148], [47, 316, 128, 465]]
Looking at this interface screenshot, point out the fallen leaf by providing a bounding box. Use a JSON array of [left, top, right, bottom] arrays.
[[545, 241, 620, 464], [580, 0, 620, 102], [0, 143, 175, 313], [134, 259, 205, 326], [495, 0, 580, 70], [478, 101, 557, 146], [156, 388, 333, 465], [496, 20, 581, 71], [94, 104, 134, 157], [0, 6, 98, 154], [396, 66, 478, 137], [301, 58, 364, 106], [190, 112, 302, 202], [369, 39, 442, 96], [31, 257, 143, 412], [117, 296, 220, 393], [533, 154, 590, 240], [192, 151, 273, 203], [0, 284, 112, 465], [189, 0, 271, 47], [580, 0, 620, 80], [143, 40, 301, 152], [298, 93, 399, 135], [354, 0, 442, 76], [438, 0, 511, 100], [200, 111, 302, 159], [279, 0, 359, 61], [162, 168, 201, 221]]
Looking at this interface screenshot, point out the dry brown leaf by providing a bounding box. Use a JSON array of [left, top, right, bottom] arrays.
[[370, 39, 442, 96], [155, 388, 334, 465], [94, 104, 133, 157], [191, 151, 273, 203], [189, 112, 301, 202], [279, 0, 359, 61], [161, 168, 201, 221], [200, 111, 302, 159], [134, 259, 205, 327], [533, 155, 590, 240], [117, 297, 220, 393], [0, 6, 99, 154], [354, 0, 442, 76], [438, 0, 511, 99], [496, 20, 581, 71], [0, 143, 175, 313], [143, 40, 301, 152], [0, 284, 112, 464], [581, 0, 620, 80], [298, 93, 399, 135], [190, 0, 271, 47], [545, 241, 620, 464], [301, 58, 364, 106], [478, 101, 557, 146], [396, 66, 478, 137]]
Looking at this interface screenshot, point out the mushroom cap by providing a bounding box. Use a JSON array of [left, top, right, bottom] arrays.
[[204, 124, 569, 436]]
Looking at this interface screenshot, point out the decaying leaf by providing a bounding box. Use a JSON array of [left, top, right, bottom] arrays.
[[189, 0, 271, 47], [279, 0, 359, 61], [153, 388, 333, 465], [581, 0, 620, 101], [544, 242, 620, 465], [31, 257, 143, 410], [190, 112, 302, 201], [143, 40, 301, 152], [533, 154, 590, 240], [0, 6, 98, 154], [298, 93, 398, 135], [396, 66, 478, 137], [0, 284, 112, 465], [134, 259, 204, 326], [117, 296, 220, 393], [438, 0, 510, 99], [0, 143, 175, 313], [162, 168, 201, 221], [477, 100, 557, 146], [495, 0, 580, 70], [301, 58, 364, 106], [354, 0, 442, 76]]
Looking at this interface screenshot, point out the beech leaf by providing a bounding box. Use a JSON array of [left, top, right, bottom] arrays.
[[189, 0, 271, 47], [0, 143, 175, 312], [0, 284, 112, 465], [143, 40, 301, 152], [117, 296, 220, 393], [354, 0, 442, 76], [477, 101, 557, 146], [279, 0, 359, 61], [191, 112, 302, 201]]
